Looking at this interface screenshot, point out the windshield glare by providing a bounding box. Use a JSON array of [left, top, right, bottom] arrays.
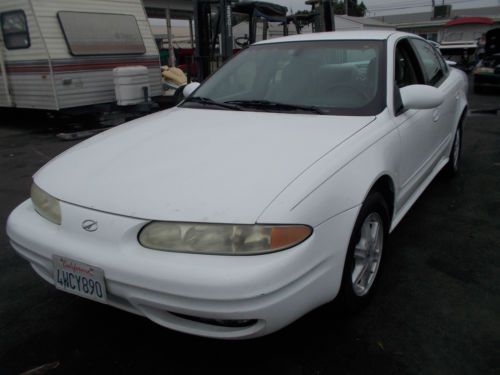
[[185, 40, 386, 116]]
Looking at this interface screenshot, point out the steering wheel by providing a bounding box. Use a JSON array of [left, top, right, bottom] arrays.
[[235, 36, 250, 48]]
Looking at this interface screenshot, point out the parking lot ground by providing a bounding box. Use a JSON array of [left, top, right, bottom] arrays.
[[0, 90, 499, 375]]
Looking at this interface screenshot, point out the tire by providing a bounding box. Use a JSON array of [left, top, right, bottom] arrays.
[[338, 191, 389, 312], [444, 125, 462, 177]]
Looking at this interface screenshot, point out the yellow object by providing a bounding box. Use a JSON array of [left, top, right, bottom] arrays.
[[162, 66, 187, 86]]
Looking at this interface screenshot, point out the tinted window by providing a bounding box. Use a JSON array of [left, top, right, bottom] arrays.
[[394, 39, 424, 114], [57, 11, 145, 55], [395, 40, 423, 88], [435, 49, 449, 75], [411, 39, 445, 86], [1, 10, 30, 49]]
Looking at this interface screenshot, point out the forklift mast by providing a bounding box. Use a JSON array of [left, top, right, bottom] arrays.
[[306, 0, 335, 32], [193, 0, 288, 81]]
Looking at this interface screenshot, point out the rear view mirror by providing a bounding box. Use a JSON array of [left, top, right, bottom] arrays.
[[400, 84, 444, 110], [183, 82, 201, 98]]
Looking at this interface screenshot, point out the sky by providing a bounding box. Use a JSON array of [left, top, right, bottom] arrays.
[[155, 0, 500, 27], [271, 0, 500, 15]]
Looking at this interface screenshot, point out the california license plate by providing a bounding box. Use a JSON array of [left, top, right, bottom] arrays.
[[53, 256, 107, 303]]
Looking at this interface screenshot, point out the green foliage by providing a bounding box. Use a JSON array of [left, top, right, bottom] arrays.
[[294, 10, 311, 16], [334, 0, 367, 17], [293, 0, 367, 20]]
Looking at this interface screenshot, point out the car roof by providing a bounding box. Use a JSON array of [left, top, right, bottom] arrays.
[[255, 30, 407, 45]]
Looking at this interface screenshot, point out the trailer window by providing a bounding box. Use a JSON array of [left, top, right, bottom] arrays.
[[1, 10, 30, 49], [57, 11, 145, 56]]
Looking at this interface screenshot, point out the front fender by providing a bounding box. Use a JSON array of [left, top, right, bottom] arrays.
[[257, 110, 400, 227]]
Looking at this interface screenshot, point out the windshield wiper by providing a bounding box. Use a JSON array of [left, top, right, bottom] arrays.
[[184, 96, 242, 111], [224, 100, 325, 114]]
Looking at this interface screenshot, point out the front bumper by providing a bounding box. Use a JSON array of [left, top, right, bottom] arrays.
[[7, 199, 358, 339]]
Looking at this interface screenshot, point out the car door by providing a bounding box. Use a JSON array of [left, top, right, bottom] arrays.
[[393, 38, 440, 209], [410, 38, 457, 157]]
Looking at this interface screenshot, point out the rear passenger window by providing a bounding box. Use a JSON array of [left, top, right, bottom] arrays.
[[1, 10, 30, 49], [411, 39, 445, 86], [435, 49, 449, 75]]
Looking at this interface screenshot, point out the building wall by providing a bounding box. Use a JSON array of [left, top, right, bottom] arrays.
[[441, 23, 496, 43], [335, 17, 394, 30]]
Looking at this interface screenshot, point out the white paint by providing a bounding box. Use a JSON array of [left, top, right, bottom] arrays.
[[182, 81, 200, 97], [7, 31, 468, 339], [400, 84, 444, 110], [34, 108, 375, 224], [113, 66, 150, 106]]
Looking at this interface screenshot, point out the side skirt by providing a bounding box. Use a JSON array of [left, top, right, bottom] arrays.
[[389, 156, 449, 233]]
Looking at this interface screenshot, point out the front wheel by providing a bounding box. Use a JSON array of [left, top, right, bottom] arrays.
[[338, 192, 389, 311], [444, 125, 462, 177]]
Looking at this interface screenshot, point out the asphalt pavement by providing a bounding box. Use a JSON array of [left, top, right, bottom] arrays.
[[0, 89, 499, 375]]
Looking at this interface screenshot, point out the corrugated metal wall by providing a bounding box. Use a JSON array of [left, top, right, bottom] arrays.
[[0, 0, 57, 109]]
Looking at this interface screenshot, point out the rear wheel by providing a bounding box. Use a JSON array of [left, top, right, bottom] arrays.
[[338, 192, 389, 311]]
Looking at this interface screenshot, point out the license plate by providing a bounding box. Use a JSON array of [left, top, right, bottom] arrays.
[[53, 256, 107, 303]]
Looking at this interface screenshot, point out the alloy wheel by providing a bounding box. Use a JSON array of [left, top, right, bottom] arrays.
[[351, 212, 384, 297]]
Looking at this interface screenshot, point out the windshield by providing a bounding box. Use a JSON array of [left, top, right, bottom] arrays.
[[182, 40, 386, 116]]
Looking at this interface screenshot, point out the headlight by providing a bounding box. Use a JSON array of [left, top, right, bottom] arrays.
[[31, 183, 61, 225], [138, 222, 312, 255]]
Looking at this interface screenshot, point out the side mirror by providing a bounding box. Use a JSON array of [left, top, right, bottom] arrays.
[[400, 84, 444, 110], [183, 82, 200, 98], [446, 60, 457, 67]]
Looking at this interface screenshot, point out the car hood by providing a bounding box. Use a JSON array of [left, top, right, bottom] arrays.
[[35, 108, 375, 223]]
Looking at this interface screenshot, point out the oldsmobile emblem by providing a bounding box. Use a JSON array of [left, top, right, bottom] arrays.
[[82, 220, 98, 232]]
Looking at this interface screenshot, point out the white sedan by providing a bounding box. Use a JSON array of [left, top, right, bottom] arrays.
[[7, 31, 468, 339]]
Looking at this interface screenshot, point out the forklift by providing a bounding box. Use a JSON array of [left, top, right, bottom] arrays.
[[192, 0, 337, 81], [193, 0, 288, 80]]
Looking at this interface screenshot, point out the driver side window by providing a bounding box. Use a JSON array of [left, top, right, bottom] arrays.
[[394, 39, 424, 114], [395, 41, 421, 88]]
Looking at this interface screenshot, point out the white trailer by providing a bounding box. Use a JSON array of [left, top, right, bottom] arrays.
[[0, 0, 161, 111]]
